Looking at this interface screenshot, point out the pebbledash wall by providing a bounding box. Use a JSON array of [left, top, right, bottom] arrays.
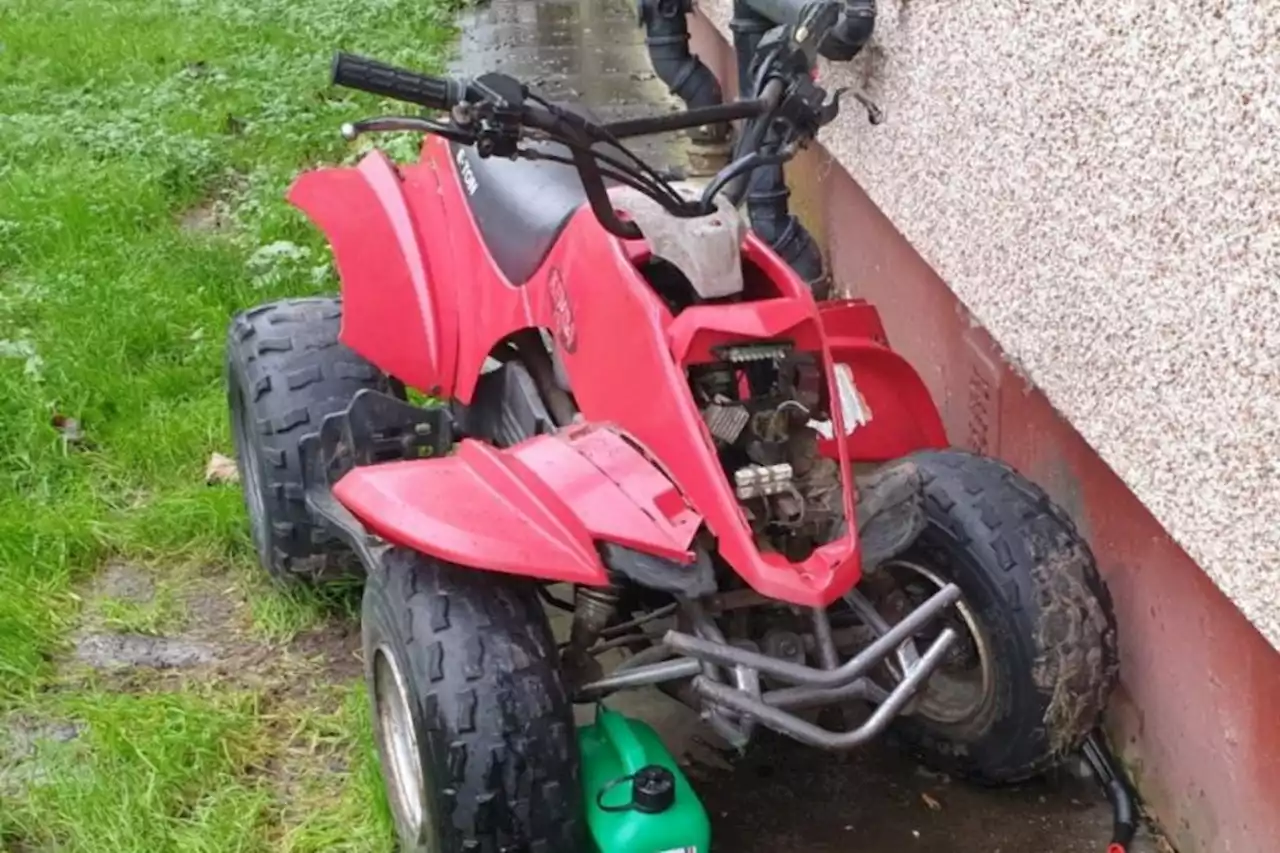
[[690, 2, 1279, 852]]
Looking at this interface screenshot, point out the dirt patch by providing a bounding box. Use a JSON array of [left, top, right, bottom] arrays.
[[70, 563, 248, 675], [178, 199, 231, 233], [694, 732, 1164, 853], [0, 717, 83, 795], [63, 562, 360, 698], [176, 172, 247, 234], [290, 620, 364, 686], [73, 633, 219, 669], [91, 560, 156, 604]]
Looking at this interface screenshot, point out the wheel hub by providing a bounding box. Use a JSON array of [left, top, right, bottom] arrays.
[[372, 646, 436, 850], [879, 559, 995, 726]]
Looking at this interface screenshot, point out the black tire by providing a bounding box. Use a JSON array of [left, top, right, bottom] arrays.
[[362, 550, 583, 853], [885, 449, 1119, 784], [226, 297, 390, 584]]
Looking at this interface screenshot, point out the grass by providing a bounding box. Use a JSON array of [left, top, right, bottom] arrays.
[[0, 0, 459, 848]]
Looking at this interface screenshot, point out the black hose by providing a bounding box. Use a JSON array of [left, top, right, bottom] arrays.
[[730, 0, 829, 297], [822, 0, 876, 61], [638, 0, 728, 143], [737, 0, 876, 60], [746, 178, 829, 296], [1082, 729, 1139, 853]]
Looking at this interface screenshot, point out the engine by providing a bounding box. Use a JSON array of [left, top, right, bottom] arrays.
[[691, 343, 847, 559]]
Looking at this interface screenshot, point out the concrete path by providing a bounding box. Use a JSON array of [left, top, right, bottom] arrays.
[[450, 1, 1159, 850]]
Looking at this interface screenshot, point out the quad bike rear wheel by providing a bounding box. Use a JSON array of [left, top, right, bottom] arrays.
[[362, 549, 584, 853], [871, 450, 1119, 784], [225, 297, 390, 584]]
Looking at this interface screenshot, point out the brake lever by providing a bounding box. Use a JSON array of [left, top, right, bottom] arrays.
[[340, 116, 476, 143], [851, 90, 884, 125]]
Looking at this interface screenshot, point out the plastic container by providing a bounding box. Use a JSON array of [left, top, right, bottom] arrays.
[[578, 706, 711, 853]]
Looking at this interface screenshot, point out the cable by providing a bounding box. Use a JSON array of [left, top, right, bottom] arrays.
[[529, 91, 684, 205], [520, 150, 688, 211]]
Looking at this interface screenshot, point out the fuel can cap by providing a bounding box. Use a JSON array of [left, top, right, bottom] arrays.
[[631, 765, 676, 814]]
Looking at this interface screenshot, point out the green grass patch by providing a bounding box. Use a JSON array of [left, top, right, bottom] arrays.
[[277, 685, 395, 853], [0, 0, 459, 847], [249, 577, 363, 643], [2, 690, 271, 852]]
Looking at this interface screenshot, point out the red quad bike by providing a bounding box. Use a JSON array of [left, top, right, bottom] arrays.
[[225, 9, 1120, 853]]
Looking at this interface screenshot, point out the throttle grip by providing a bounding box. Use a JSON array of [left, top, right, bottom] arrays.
[[331, 52, 465, 110]]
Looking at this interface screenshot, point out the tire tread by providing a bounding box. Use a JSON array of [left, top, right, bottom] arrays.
[[892, 449, 1120, 784], [364, 554, 582, 851], [225, 296, 388, 583]]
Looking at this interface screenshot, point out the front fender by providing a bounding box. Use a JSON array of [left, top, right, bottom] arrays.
[[818, 300, 949, 461], [287, 150, 457, 392], [332, 423, 703, 585]]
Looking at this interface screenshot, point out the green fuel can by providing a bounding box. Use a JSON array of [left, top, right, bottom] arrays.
[[578, 707, 711, 853]]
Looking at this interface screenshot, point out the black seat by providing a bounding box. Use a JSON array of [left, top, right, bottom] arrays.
[[451, 106, 603, 284]]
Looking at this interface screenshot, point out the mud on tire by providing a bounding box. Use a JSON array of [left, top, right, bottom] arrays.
[[887, 449, 1119, 784], [362, 550, 583, 853], [226, 297, 390, 584]]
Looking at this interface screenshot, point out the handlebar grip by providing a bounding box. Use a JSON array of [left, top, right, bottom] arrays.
[[331, 52, 466, 110]]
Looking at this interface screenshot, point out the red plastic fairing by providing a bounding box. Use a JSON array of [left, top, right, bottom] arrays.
[[298, 135, 948, 606], [288, 150, 459, 394], [816, 300, 949, 461], [332, 424, 703, 586]]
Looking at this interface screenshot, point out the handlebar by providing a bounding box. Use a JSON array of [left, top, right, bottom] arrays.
[[331, 52, 471, 112], [328, 36, 855, 236]]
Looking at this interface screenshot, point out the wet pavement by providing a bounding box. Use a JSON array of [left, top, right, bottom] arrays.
[[600, 687, 1156, 853], [454, 1, 1157, 851], [450, 0, 689, 172]]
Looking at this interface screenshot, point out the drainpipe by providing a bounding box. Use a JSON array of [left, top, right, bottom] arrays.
[[732, 0, 829, 298], [638, 0, 730, 147]]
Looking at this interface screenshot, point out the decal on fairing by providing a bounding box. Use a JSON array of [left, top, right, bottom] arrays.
[[548, 267, 577, 353], [454, 146, 479, 195], [809, 362, 873, 439]]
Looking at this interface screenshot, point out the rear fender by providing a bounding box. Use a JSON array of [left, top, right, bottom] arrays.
[[332, 423, 703, 586], [818, 300, 948, 461], [287, 150, 458, 392]]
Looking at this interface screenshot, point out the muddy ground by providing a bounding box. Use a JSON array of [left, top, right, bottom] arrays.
[[1, 556, 1163, 852]]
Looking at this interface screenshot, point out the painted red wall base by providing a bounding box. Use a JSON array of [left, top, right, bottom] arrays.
[[690, 15, 1280, 853]]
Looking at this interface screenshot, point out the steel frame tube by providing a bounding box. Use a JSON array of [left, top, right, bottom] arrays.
[[577, 657, 701, 698], [695, 628, 959, 750], [664, 583, 961, 688], [843, 587, 922, 673], [761, 677, 887, 711]]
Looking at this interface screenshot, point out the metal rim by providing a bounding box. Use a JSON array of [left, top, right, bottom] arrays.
[[232, 386, 270, 560], [372, 645, 435, 849], [879, 559, 995, 726]]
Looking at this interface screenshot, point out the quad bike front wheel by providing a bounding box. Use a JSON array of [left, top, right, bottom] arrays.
[[362, 549, 584, 852], [865, 449, 1120, 784], [225, 297, 390, 584]]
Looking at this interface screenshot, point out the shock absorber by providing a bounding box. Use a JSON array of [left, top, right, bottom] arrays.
[[563, 584, 623, 687]]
